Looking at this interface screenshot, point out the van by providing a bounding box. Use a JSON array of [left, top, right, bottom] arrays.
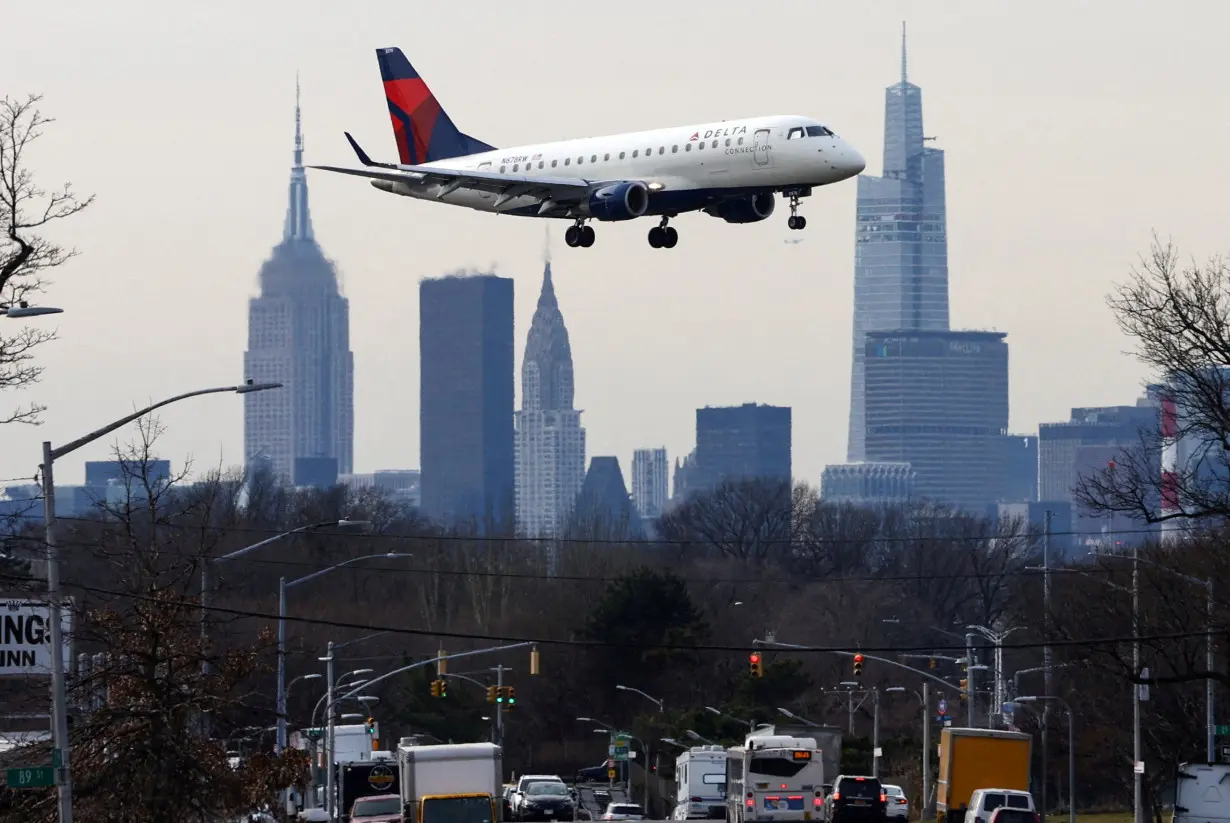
[[964, 789, 1034, 823], [1174, 763, 1230, 823]]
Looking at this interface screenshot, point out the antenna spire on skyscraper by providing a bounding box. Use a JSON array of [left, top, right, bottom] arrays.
[[294, 71, 304, 168], [544, 222, 552, 265], [901, 21, 908, 86]]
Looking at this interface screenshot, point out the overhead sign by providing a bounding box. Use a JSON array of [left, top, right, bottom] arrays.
[[0, 600, 71, 677]]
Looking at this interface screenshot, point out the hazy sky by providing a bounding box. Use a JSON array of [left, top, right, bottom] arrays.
[[4, 0, 1227, 487]]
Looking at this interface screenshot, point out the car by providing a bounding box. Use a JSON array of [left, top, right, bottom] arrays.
[[601, 803, 645, 821], [826, 775, 887, 823], [516, 781, 577, 821], [965, 790, 1035, 823], [988, 809, 1040, 823], [349, 793, 403, 823], [882, 785, 908, 821]]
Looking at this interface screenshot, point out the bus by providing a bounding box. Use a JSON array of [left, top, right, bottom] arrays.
[[726, 735, 826, 823]]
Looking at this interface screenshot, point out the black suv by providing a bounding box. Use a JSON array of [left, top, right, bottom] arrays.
[[827, 775, 886, 823]]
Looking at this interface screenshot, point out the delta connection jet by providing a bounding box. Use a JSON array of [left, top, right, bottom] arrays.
[[311, 47, 866, 250]]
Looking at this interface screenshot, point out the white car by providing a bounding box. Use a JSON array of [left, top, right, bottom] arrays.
[[601, 803, 645, 821], [883, 785, 909, 821]]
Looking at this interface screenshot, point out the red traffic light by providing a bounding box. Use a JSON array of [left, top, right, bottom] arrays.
[[853, 654, 864, 663], [749, 653, 761, 664]]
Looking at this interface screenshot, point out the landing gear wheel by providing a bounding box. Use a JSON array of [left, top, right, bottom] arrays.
[[580, 225, 596, 247], [662, 226, 678, 248], [648, 226, 665, 248], [565, 225, 581, 247], [787, 193, 805, 230]]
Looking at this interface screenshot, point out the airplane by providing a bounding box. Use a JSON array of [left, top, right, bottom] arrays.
[[310, 47, 866, 250]]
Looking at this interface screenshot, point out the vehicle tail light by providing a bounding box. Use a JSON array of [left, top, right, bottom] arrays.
[[880, 793, 887, 803], [897, 798, 908, 805], [814, 797, 823, 809], [746, 792, 754, 808], [832, 792, 840, 801]]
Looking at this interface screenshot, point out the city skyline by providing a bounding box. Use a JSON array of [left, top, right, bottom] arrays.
[[4, 2, 1226, 487]]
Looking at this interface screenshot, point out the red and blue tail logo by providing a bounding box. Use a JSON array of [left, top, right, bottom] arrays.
[[376, 47, 495, 165]]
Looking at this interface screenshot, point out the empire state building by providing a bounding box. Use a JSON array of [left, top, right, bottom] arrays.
[[244, 83, 354, 485]]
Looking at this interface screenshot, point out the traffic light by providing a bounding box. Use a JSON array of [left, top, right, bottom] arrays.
[[929, 657, 937, 669], [438, 678, 448, 698], [430, 680, 440, 698], [853, 654, 864, 678], [959, 678, 968, 702], [506, 687, 516, 710], [749, 653, 763, 678], [496, 686, 506, 704], [364, 717, 374, 734], [486, 685, 497, 703]]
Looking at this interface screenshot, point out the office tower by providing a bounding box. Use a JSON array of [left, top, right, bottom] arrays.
[[693, 403, 792, 494], [515, 252, 586, 538], [848, 26, 949, 461], [244, 82, 354, 485], [863, 330, 1007, 512], [1037, 404, 1157, 503], [630, 448, 669, 518], [570, 456, 643, 539], [999, 434, 1039, 503], [420, 273, 515, 527]]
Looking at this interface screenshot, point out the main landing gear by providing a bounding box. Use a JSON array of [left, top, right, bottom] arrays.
[[648, 217, 678, 249], [565, 221, 595, 248], [786, 193, 807, 230]]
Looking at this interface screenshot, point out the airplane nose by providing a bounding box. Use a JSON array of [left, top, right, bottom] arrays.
[[844, 144, 866, 177]]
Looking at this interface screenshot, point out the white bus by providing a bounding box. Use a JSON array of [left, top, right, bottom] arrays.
[[673, 745, 728, 819], [726, 736, 825, 823]]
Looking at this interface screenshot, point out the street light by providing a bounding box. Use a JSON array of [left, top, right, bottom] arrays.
[[776, 707, 820, 728], [39, 379, 281, 823], [1015, 697, 1075, 823], [322, 649, 379, 821], [685, 729, 717, 745], [615, 684, 665, 712], [661, 737, 688, 749], [706, 705, 755, 733], [278, 546, 403, 754]]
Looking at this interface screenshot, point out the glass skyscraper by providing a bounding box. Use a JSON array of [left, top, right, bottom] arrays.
[[847, 28, 949, 461]]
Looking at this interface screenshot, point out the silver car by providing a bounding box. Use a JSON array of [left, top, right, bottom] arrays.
[[882, 785, 908, 821]]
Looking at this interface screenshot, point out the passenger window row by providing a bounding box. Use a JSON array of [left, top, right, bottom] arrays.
[[497, 132, 801, 173]]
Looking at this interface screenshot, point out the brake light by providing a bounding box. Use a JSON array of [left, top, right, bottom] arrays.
[[897, 798, 908, 805], [746, 792, 754, 808], [832, 792, 841, 801], [855, 778, 865, 782], [880, 793, 887, 803], [781, 784, 788, 790], [814, 797, 823, 809]]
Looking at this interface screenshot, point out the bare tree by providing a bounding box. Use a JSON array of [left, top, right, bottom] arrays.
[[0, 94, 92, 424], [1077, 239, 1230, 525]]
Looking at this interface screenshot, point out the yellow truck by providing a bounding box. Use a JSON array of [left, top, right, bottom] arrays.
[[936, 728, 1031, 823]]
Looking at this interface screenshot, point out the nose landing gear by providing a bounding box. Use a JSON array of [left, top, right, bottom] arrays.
[[786, 193, 807, 230], [648, 216, 678, 249], [565, 220, 595, 248]]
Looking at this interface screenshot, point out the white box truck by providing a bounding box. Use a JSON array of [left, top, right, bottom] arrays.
[[397, 740, 503, 823]]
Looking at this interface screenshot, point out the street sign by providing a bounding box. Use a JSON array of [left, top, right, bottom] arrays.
[[612, 734, 630, 761], [937, 699, 947, 715], [1216, 725, 1230, 736], [0, 600, 72, 677], [6, 766, 54, 788], [607, 768, 616, 780]]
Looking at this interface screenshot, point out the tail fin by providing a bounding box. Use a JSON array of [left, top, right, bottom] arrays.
[[376, 47, 496, 165]]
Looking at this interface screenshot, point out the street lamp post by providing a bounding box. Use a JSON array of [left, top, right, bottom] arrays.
[[278, 547, 405, 755], [39, 379, 280, 823], [1016, 696, 1075, 823], [615, 685, 663, 816], [706, 705, 755, 733]]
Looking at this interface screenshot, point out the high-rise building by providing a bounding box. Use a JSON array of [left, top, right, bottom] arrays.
[[863, 330, 1008, 512], [515, 252, 585, 539], [1038, 404, 1157, 503], [420, 273, 515, 527], [244, 83, 354, 484], [847, 26, 949, 461], [821, 462, 916, 506], [569, 456, 643, 539], [630, 448, 669, 518], [692, 403, 791, 494], [1000, 434, 1039, 503]]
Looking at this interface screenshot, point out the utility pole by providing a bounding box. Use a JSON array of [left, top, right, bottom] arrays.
[[1042, 510, 1052, 823], [1207, 578, 1215, 764], [921, 682, 931, 815], [848, 690, 855, 734], [324, 642, 335, 822], [1132, 543, 1143, 823], [965, 634, 976, 727], [872, 688, 880, 778], [495, 665, 506, 746]]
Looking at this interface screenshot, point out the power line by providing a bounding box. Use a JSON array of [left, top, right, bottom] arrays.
[[1, 569, 1211, 655]]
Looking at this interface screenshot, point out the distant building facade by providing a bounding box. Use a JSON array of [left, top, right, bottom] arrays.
[[515, 256, 585, 539], [1000, 434, 1038, 502], [863, 330, 1008, 512], [244, 84, 354, 485], [570, 456, 642, 539], [848, 29, 949, 461], [340, 470, 421, 509], [692, 403, 792, 495], [419, 273, 515, 527], [1037, 403, 1157, 503], [630, 448, 669, 518], [821, 462, 916, 505]]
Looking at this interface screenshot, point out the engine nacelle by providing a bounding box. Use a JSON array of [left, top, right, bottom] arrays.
[[583, 181, 650, 221], [370, 179, 415, 197], [705, 192, 776, 223]]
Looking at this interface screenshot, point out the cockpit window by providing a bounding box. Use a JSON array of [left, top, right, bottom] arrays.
[[787, 127, 805, 140], [806, 125, 834, 137]]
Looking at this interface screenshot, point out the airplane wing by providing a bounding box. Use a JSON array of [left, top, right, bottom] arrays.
[[309, 132, 596, 211]]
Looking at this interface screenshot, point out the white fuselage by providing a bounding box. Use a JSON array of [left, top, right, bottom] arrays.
[[387, 114, 863, 217]]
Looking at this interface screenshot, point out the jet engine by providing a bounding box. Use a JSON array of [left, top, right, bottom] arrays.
[[705, 192, 776, 223], [584, 181, 650, 221]]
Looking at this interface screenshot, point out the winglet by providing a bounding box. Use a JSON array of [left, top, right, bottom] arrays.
[[345, 131, 375, 166]]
